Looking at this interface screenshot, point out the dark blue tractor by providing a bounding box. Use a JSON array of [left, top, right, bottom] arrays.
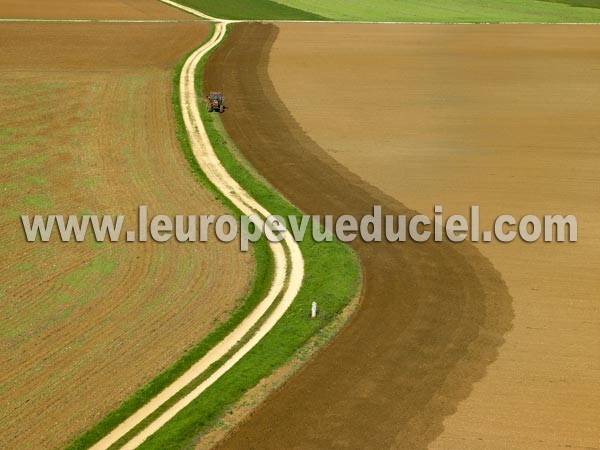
[[206, 91, 225, 113]]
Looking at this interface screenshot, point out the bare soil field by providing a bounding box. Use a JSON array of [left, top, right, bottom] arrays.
[[206, 23, 512, 450], [0, 0, 192, 20], [0, 22, 252, 449], [206, 23, 600, 449], [0, 22, 208, 70]]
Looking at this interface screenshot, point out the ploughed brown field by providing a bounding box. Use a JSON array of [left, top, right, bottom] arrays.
[[0, 22, 251, 449], [0, 0, 192, 19], [206, 23, 600, 449]]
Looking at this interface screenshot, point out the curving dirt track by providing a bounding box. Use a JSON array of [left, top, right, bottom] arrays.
[[205, 23, 513, 450], [0, 21, 252, 449], [90, 18, 305, 448]]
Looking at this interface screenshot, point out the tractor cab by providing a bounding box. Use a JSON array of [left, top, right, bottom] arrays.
[[206, 91, 225, 113]]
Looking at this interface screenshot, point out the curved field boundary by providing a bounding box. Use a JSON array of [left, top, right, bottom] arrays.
[[86, 9, 305, 450], [207, 23, 513, 449], [129, 24, 359, 447]]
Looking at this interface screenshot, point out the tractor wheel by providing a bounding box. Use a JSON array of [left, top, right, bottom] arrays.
[[219, 105, 224, 113], [206, 103, 212, 112]]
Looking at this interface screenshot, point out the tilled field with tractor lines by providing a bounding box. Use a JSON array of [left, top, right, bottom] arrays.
[[0, 19, 253, 450]]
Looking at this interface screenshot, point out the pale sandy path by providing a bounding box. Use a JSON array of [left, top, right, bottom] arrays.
[[90, 5, 304, 450], [159, 0, 220, 21]]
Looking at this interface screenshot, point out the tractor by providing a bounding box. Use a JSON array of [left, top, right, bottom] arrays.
[[206, 91, 225, 113]]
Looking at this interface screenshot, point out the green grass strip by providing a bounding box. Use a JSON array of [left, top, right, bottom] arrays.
[[65, 26, 274, 450], [135, 23, 360, 449], [173, 0, 327, 20]]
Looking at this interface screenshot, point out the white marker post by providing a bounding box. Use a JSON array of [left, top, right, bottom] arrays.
[[311, 301, 317, 318]]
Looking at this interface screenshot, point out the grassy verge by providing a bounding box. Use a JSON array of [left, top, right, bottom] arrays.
[[134, 23, 360, 449], [173, 0, 326, 20], [65, 28, 274, 450]]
